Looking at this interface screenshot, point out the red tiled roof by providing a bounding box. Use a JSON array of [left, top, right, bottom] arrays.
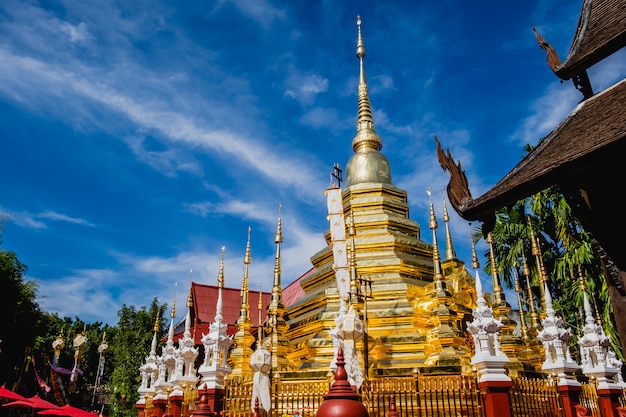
[[283, 267, 315, 307], [173, 282, 271, 344]]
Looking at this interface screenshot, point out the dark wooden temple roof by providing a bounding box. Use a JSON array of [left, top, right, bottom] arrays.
[[554, 0, 626, 80], [448, 77, 626, 223]]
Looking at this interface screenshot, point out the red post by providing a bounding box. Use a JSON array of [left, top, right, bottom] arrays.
[[558, 384, 583, 417], [136, 401, 146, 417], [479, 380, 512, 417], [169, 392, 184, 417], [597, 387, 622, 417], [201, 387, 225, 413], [316, 348, 369, 417], [191, 384, 216, 417], [152, 397, 168, 417]]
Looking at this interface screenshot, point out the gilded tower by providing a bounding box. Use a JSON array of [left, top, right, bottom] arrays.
[[285, 16, 475, 378]]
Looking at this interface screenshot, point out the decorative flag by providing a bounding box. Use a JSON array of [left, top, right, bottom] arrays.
[[326, 186, 350, 299], [31, 358, 51, 393], [48, 365, 66, 406]]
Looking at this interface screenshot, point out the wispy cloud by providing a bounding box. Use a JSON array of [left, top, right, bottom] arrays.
[[0, 207, 94, 230]]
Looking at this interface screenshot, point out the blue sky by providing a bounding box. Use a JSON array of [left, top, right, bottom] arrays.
[[1, 0, 623, 325]]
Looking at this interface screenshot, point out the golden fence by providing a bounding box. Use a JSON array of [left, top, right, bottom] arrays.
[[223, 374, 480, 417], [362, 374, 481, 417], [508, 376, 563, 417], [578, 381, 601, 417]]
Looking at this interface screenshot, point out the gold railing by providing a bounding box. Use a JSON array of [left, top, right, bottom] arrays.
[[271, 378, 328, 417], [579, 381, 601, 417], [509, 376, 563, 417], [362, 374, 481, 417], [223, 376, 254, 417], [224, 374, 480, 417]]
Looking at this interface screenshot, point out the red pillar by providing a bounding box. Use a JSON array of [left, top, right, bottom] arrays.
[[169, 392, 184, 417], [191, 385, 216, 417], [152, 397, 168, 417], [558, 385, 583, 417], [479, 380, 512, 417], [597, 387, 622, 417], [137, 401, 146, 417], [202, 387, 225, 413]]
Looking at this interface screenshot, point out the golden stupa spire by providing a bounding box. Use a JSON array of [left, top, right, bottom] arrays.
[[442, 188, 456, 261], [171, 282, 177, 319], [218, 246, 225, 289], [167, 283, 177, 346], [216, 246, 225, 323], [153, 309, 161, 333], [151, 309, 160, 356], [352, 15, 382, 154], [267, 205, 291, 371], [345, 16, 392, 187], [513, 267, 530, 345], [521, 244, 540, 330], [469, 223, 479, 270], [239, 227, 252, 320], [528, 217, 547, 316], [183, 269, 194, 338], [486, 232, 507, 306], [428, 188, 447, 296], [187, 269, 193, 308], [272, 204, 283, 298], [231, 228, 254, 377]]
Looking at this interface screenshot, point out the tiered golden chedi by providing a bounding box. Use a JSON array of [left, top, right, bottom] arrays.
[[284, 16, 477, 379]]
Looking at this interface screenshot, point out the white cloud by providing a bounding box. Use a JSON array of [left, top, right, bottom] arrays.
[[0, 207, 94, 230], [215, 0, 286, 28], [53, 20, 91, 44]]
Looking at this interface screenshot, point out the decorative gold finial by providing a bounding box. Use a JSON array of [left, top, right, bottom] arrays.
[[528, 217, 547, 316], [240, 227, 252, 319], [486, 232, 506, 305], [352, 14, 382, 154], [153, 309, 161, 332], [218, 246, 225, 288], [428, 187, 437, 231], [469, 223, 479, 270], [428, 188, 445, 293], [171, 282, 177, 318], [273, 205, 283, 292], [513, 267, 530, 345], [521, 242, 540, 329], [245, 227, 252, 265], [187, 269, 193, 308], [442, 187, 456, 260], [275, 204, 283, 244]]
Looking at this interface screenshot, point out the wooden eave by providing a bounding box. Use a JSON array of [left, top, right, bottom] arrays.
[[454, 77, 626, 222], [555, 0, 626, 80]]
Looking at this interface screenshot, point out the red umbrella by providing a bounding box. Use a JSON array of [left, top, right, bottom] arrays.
[[38, 404, 95, 417], [0, 385, 26, 401], [3, 395, 59, 410]]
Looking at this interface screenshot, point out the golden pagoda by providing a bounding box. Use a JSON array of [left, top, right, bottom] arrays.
[[283, 16, 477, 379]]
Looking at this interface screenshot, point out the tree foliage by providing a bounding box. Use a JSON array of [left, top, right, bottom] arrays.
[[484, 165, 619, 359], [108, 300, 167, 417], [0, 247, 48, 391]]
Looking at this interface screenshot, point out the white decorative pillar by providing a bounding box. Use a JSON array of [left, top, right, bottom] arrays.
[[467, 270, 510, 383], [537, 282, 580, 386]]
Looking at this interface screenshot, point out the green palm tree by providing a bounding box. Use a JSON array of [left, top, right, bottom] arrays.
[[482, 146, 620, 360]]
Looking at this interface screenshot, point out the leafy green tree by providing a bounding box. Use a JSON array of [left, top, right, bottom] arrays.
[[0, 244, 48, 393], [108, 299, 166, 417], [484, 174, 619, 360]]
